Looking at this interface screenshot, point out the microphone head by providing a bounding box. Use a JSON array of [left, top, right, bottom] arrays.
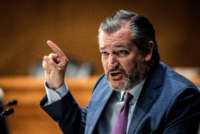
[[7, 100, 17, 106], [0, 108, 14, 117]]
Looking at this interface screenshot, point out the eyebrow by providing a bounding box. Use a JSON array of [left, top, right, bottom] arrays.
[[99, 44, 131, 50]]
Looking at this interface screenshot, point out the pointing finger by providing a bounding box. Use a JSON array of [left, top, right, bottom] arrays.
[[47, 40, 65, 57]]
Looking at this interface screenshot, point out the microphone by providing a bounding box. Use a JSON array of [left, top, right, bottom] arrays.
[[0, 100, 18, 108], [0, 108, 14, 118], [6, 100, 17, 106]]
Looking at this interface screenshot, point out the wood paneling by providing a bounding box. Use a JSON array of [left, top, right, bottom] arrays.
[[0, 0, 200, 76]]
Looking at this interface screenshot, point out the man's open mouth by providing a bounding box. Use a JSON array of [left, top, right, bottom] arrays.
[[110, 71, 123, 80], [111, 72, 121, 76]]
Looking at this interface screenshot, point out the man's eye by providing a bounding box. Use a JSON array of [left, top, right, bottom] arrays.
[[118, 50, 129, 56], [101, 51, 109, 56]]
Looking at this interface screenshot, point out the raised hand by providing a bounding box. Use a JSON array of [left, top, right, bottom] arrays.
[[42, 40, 68, 89]]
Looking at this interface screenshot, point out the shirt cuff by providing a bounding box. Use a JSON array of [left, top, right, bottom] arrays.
[[44, 82, 69, 106]]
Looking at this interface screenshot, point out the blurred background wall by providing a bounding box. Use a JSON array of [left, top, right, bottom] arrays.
[[0, 0, 200, 76], [0, 1, 200, 134]]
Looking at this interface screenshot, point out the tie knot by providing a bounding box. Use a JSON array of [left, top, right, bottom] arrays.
[[124, 92, 133, 104]]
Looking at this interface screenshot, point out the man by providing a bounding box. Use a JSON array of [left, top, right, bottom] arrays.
[[40, 10, 200, 134]]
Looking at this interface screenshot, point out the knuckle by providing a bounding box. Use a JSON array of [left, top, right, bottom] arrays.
[[43, 56, 47, 60], [49, 53, 58, 59], [48, 53, 53, 58], [42, 61, 47, 68], [64, 57, 68, 62]]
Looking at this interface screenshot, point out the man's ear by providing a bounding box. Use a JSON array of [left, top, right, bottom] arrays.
[[144, 40, 154, 62]]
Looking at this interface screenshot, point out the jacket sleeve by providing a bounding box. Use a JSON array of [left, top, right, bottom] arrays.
[[40, 91, 86, 134], [163, 88, 200, 134], [40, 74, 105, 134]]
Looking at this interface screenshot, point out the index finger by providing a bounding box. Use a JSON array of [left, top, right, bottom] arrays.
[[46, 40, 65, 57]]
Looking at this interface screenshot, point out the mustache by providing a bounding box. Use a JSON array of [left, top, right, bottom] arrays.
[[106, 68, 134, 81], [106, 68, 126, 74]]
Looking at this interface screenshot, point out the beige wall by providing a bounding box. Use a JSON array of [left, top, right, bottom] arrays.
[[0, 0, 200, 76]]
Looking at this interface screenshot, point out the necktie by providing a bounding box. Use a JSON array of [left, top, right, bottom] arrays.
[[112, 92, 133, 134]]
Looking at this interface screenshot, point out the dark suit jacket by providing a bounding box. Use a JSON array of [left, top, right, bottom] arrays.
[[40, 62, 200, 134]]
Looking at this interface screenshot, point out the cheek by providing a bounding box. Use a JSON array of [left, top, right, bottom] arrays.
[[119, 58, 136, 74], [124, 63, 135, 75], [101, 58, 108, 71]]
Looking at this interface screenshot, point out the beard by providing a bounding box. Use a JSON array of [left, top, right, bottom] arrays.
[[106, 58, 149, 91]]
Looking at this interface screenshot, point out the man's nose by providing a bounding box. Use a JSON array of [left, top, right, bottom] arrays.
[[108, 54, 118, 68]]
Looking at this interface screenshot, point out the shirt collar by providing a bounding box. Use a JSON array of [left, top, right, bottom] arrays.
[[120, 79, 145, 102]]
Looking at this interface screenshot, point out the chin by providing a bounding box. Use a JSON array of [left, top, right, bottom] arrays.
[[106, 75, 132, 91], [109, 81, 127, 91], [109, 78, 135, 91]]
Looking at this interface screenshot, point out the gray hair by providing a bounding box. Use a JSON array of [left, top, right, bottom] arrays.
[[98, 10, 160, 71]]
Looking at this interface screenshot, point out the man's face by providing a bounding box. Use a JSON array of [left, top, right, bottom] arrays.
[[99, 26, 149, 90]]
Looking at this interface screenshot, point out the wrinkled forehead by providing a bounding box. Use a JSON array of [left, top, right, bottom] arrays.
[[98, 26, 134, 49]]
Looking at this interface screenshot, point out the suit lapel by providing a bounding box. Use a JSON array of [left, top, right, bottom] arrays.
[[85, 76, 113, 134], [128, 64, 164, 134]]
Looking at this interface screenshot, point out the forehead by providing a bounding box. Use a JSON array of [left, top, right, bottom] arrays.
[[99, 26, 134, 49]]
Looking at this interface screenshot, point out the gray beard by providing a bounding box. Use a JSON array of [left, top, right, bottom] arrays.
[[111, 77, 133, 91], [109, 60, 149, 91], [111, 75, 144, 92]]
